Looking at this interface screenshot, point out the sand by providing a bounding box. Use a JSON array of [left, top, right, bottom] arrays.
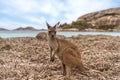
[[0, 35, 120, 80]]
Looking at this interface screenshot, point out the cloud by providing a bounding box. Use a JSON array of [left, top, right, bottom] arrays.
[[0, 0, 119, 29], [63, 0, 115, 22], [0, 0, 38, 14], [25, 16, 46, 24], [0, 0, 63, 16]]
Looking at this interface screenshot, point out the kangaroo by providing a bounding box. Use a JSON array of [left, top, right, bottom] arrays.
[[47, 22, 107, 79]]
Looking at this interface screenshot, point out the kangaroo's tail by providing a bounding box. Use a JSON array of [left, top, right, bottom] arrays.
[[77, 64, 90, 76], [88, 69, 109, 80], [78, 65, 109, 79]]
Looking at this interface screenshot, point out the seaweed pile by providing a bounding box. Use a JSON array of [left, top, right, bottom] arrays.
[[0, 35, 120, 80]]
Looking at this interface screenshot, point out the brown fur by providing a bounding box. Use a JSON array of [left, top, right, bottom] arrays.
[[46, 22, 106, 79]]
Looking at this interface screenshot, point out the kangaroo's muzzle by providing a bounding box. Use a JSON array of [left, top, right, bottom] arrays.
[[51, 35, 54, 38]]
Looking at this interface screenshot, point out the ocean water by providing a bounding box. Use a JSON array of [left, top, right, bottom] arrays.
[[57, 31, 120, 37], [0, 31, 41, 38], [0, 31, 120, 38]]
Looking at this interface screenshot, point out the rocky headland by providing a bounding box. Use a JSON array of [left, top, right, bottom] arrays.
[[13, 26, 38, 31], [0, 28, 9, 31], [59, 7, 120, 31], [0, 33, 120, 80]]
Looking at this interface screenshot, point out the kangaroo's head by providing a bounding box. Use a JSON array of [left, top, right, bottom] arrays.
[[46, 22, 60, 38]]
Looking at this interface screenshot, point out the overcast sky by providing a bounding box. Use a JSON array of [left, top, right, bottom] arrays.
[[0, 0, 120, 30]]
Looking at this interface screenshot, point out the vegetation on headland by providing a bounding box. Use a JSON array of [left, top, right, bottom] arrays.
[[61, 20, 88, 30], [60, 20, 117, 31], [98, 25, 116, 30]]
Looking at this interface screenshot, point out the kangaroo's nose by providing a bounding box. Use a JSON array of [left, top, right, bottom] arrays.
[[51, 35, 54, 37], [51, 33, 54, 37]]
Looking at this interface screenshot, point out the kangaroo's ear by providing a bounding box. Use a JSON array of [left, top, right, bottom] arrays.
[[54, 22, 60, 28], [46, 21, 51, 29]]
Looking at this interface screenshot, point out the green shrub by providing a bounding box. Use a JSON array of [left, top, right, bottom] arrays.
[[62, 20, 88, 30], [62, 25, 71, 29], [98, 25, 116, 30], [72, 20, 88, 30]]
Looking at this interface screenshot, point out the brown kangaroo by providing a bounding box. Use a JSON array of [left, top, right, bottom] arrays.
[[47, 22, 106, 79]]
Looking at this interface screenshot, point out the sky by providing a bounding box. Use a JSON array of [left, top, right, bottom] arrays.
[[0, 0, 120, 30]]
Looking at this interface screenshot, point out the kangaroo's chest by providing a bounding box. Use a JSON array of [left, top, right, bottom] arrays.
[[49, 43, 56, 49], [49, 40, 58, 50]]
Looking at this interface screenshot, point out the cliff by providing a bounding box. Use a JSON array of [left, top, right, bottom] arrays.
[[77, 7, 120, 31]]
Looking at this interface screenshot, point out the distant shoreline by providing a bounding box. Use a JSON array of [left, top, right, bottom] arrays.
[[1, 27, 120, 32], [1, 26, 120, 32]]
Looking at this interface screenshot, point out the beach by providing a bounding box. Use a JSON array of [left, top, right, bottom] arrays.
[[0, 35, 120, 80]]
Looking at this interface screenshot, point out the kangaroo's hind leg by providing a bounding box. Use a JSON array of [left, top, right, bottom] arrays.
[[62, 63, 66, 76], [65, 65, 72, 79]]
